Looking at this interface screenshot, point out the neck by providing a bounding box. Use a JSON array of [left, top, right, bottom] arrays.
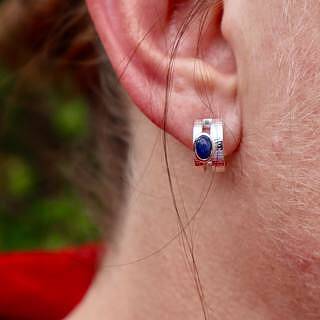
[[67, 106, 273, 320]]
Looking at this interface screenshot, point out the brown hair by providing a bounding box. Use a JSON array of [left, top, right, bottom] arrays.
[[0, 0, 129, 239]]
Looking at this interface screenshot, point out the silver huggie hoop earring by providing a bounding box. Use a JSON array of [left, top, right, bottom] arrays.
[[193, 119, 225, 172]]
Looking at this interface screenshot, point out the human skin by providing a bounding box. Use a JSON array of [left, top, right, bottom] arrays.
[[67, 1, 320, 319]]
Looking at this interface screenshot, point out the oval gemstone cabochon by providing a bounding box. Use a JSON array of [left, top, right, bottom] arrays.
[[195, 135, 212, 160]]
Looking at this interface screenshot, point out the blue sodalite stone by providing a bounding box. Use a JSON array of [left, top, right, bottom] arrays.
[[195, 135, 212, 160]]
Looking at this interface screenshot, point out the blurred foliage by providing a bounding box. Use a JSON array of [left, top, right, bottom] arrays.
[[0, 62, 101, 252]]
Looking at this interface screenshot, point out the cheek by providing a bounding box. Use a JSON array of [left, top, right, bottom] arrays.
[[241, 107, 320, 317], [271, 125, 320, 271], [240, 0, 320, 265], [238, 44, 320, 320], [236, 130, 320, 318], [230, 1, 320, 315]]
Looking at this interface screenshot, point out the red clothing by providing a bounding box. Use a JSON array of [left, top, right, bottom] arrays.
[[0, 245, 100, 320]]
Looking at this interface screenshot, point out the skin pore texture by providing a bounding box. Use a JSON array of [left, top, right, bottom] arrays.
[[68, 1, 320, 319]]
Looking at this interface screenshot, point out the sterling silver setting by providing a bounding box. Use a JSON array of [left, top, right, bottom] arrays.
[[193, 119, 225, 172]]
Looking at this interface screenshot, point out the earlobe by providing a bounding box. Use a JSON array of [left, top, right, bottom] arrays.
[[87, 0, 241, 156]]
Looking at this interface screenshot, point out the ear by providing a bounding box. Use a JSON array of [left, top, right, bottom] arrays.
[[86, 0, 240, 156]]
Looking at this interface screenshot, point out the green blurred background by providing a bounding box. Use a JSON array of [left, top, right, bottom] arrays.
[[0, 61, 101, 251]]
